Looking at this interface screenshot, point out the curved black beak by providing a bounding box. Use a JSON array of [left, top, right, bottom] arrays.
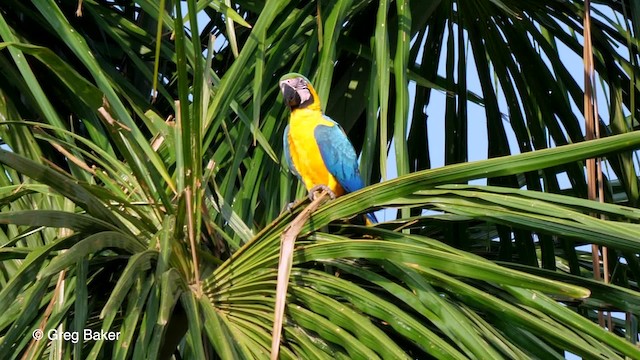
[[279, 81, 301, 109]]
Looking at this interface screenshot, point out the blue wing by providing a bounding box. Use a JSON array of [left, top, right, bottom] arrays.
[[313, 116, 365, 193], [314, 117, 378, 224], [283, 124, 300, 179]]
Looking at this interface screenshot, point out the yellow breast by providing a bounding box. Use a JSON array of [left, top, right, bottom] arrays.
[[287, 109, 344, 196]]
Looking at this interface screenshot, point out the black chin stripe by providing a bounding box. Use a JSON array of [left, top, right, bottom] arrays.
[[294, 88, 314, 109], [297, 96, 315, 109]]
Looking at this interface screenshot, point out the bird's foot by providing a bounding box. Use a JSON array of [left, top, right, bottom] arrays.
[[282, 198, 305, 214], [308, 185, 336, 201], [285, 201, 297, 213]]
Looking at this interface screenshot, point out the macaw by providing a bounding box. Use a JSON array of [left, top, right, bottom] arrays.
[[279, 73, 377, 223]]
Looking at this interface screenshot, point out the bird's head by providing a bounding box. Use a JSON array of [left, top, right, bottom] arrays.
[[279, 73, 320, 111]]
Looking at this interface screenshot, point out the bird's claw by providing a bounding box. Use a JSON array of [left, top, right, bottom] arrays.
[[308, 185, 336, 201], [281, 185, 335, 215]]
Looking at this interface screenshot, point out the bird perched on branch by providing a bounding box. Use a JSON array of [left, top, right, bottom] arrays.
[[279, 73, 377, 224]]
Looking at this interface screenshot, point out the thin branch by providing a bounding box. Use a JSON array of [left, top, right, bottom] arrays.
[[583, 0, 607, 328], [47, 139, 96, 175], [97, 107, 131, 131], [21, 271, 66, 360], [75, 0, 83, 17], [271, 190, 329, 360]]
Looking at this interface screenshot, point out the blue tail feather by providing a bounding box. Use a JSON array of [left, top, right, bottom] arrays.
[[365, 212, 378, 225]]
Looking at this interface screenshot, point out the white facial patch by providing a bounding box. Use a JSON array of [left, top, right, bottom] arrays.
[[296, 79, 312, 105]]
